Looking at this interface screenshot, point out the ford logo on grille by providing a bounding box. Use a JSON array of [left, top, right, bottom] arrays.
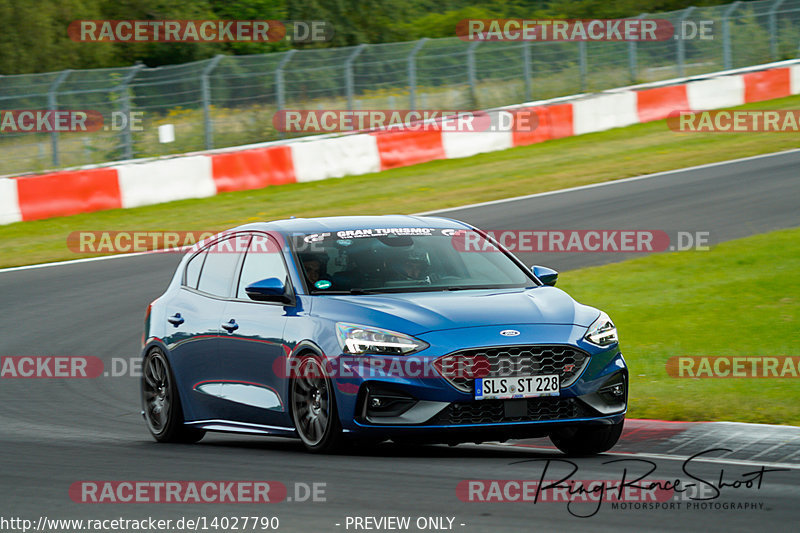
[[500, 329, 520, 337]]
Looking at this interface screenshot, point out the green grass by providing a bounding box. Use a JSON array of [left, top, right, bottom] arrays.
[[557, 227, 800, 425], [3, 94, 800, 268]]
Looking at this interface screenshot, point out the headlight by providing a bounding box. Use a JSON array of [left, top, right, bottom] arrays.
[[336, 322, 428, 355], [584, 312, 618, 346]]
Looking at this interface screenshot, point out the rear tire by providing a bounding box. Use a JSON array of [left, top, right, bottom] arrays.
[[549, 418, 624, 456], [290, 354, 346, 453], [141, 348, 205, 444]]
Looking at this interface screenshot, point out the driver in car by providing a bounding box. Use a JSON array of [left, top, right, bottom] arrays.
[[300, 252, 328, 285], [395, 252, 431, 283]]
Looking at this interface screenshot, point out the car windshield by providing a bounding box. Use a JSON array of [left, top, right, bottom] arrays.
[[290, 228, 534, 294]]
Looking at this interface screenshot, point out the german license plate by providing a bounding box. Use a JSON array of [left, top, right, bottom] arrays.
[[475, 375, 560, 400]]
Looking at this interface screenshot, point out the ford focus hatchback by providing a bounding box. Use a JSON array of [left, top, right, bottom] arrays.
[[141, 215, 627, 453]]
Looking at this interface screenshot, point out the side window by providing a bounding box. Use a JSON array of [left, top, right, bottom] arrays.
[[183, 250, 206, 288], [197, 234, 250, 297], [237, 234, 289, 299]]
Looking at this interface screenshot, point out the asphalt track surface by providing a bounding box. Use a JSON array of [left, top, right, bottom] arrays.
[[1, 150, 799, 532]]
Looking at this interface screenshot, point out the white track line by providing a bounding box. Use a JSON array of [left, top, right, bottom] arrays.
[[666, 430, 745, 456], [749, 436, 800, 461], [0, 250, 157, 274], [2, 147, 799, 276], [418, 147, 800, 215], [776, 447, 800, 464]]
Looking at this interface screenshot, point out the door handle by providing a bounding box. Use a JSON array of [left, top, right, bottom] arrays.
[[221, 319, 239, 333], [168, 313, 184, 326]]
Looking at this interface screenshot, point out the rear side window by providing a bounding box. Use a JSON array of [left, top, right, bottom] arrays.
[[183, 250, 206, 289], [196, 234, 250, 297], [237, 234, 289, 299]]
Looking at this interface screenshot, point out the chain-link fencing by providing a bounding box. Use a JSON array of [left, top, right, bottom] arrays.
[[1, 0, 799, 176]]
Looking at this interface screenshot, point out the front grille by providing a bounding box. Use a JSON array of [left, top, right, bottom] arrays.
[[430, 397, 583, 425], [435, 345, 590, 393]]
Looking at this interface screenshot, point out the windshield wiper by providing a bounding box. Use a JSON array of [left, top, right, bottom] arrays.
[[316, 288, 384, 295], [348, 287, 379, 294]]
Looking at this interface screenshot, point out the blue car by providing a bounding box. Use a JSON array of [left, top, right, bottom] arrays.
[[141, 215, 627, 454]]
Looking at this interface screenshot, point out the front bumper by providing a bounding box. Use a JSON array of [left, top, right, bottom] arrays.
[[330, 324, 628, 440]]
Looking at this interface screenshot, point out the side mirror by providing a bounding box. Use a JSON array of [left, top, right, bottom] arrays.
[[245, 277, 291, 303], [531, 265, 558, 286]]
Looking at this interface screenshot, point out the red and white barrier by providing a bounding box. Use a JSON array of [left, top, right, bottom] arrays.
[[441, 110, 514, 159], [573, 91, 639, 135], [211, 145, 295, 192], [511, 104, 574, 147], [0, 178, 21, 224], [291, 134, 380, 183], [372, 128, 446, 170], [118, 155, 215, 209], [686, 76, 744, 110], [743, 67, 791, 102], [16, 168, 121, 221], [791, 64, 800, 94], [3, 60, 799, 224], [637, 85, 690, 123]]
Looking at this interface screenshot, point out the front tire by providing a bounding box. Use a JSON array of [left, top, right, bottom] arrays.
[[549, 418, 624, 456], [141, 348, 205, 443], [290, 354, 345, 453]]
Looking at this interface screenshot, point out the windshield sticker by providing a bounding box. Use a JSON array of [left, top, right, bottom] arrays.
[[336, 239, 352, 246], [303, 232, 331, 243], [314, 280, 332, 290], [335, 228, 436, 239]]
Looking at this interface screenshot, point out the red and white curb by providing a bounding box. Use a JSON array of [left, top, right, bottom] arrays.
[[504, 419, 800, 469]]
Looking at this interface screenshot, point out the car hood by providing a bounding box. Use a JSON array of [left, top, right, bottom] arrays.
[[311, 286, 600, 335]]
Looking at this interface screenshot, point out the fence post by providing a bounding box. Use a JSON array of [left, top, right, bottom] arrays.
[[201, 55, 223, 150], [768, 0, 786, 60], [467, 41, 480, 107], [47, 70, 71, 167], [628, 14, 647, 84], [408, 38, 428, 109], [275, 49, 297, 139], [522, 40, 532, 102], [578, 41, 587, 92], [722, 1, 741, 70], [116, 63, 144, 161], [275, 49, 297, 111], [345, 44, 366, 110], [677, 7, 697, 77]]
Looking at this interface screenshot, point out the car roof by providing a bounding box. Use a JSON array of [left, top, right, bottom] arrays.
[[230, 215, 471, 235]]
